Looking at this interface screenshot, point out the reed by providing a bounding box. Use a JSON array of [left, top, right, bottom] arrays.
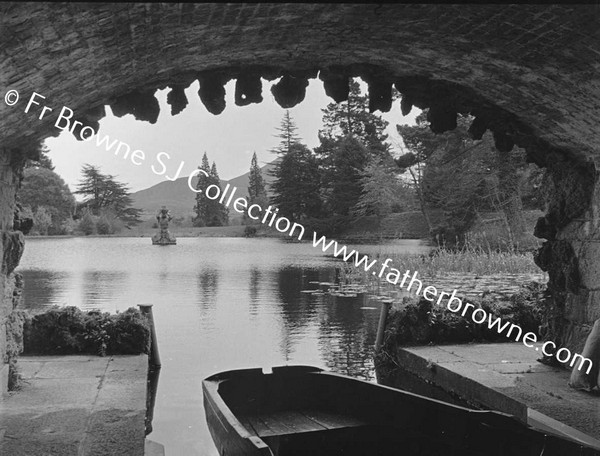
[[343, 246, 543, 296]]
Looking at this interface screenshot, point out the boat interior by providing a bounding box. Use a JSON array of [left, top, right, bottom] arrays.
[[210, 366, 585, 456]]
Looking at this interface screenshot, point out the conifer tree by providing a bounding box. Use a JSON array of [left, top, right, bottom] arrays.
[[319, 79, 389, 155], [193, 153, 211, 227], [245, 152, 268, 224], [352, 159, 402, 219], [209, 162, 229, 226], [75, 164, 141, 225], [271, 110, 300, 156], [269, 110, 321, 221], [315, 79, 392, 219], [324, 136, 371, 216], [270, 143, 321, 221], [193, 154, 229, 227]]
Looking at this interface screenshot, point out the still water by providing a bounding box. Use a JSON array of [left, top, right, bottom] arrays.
[[18, 237, 431, 455]]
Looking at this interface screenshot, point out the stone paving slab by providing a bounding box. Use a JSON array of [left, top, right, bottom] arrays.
[[0, 355, 148, 456], [399, 343, 600, 449]]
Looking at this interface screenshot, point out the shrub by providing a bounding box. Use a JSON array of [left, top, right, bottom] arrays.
[[107, 308, 151, 355], [78, 212, 95, 235], [96, 214, 113, 235], [244, 225, 257, 237], [47, 218, 76, 235], [172, 216, 186, 227], [382, 282, 545, 348], [23, 306, 151, 356], [32, 206, 53, 235], [303, 215, 352, 238]]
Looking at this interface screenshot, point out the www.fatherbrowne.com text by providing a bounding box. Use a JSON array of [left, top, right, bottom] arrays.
[[186, 175, 592, 374], [13, 89, 592, 374]]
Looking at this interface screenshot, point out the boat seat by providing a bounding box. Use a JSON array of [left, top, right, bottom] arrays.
[[239, 409, 369, 438]]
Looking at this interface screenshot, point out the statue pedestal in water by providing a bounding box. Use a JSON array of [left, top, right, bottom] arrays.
[[152, 207, 176, 245]]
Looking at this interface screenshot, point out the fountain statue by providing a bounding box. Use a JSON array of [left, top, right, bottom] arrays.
[[151, 206, 177, 245]]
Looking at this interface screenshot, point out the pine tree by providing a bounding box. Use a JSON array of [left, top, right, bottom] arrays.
[[193, 153, 211, 227], [325, 136, 371, 216], [245, 152, 268, 224], [193, 154, 229, 227], [271, 111, 301, 156], [208, 162, 229, 227], [270, 143, 321, 221], [319, 79, 389, 155], [315, 79, 392, 220]]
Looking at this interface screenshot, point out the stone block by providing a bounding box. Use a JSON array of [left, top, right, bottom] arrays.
[[0, 355, 148, 454], [0, 282, 10, 320], [0, 409, 87, 456], [561, 323, 592, 357], [564, 290, 600, 327], [0, 321, 6, 362], [82, 409, 145, 456], [34, 357, 110, 379], [585, 291, 600, 322], [16, 359, 45, 380], [394, 346, 527, 421], [1, 378, 101, 409], [0, 361, 8, 398], [576, 242, 600, 290]]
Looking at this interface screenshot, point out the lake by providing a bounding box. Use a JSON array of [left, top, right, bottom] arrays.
[[18, 237, 432, 455]]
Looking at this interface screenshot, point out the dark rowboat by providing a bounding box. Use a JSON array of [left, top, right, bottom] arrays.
[[203, 365, 600, 456]]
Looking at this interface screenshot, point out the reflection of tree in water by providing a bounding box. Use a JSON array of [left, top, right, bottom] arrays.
[[21, 270, 69, 310], [276, 266, 332, 360], [196, 268, 219, 316], [248, 267, 261, 317], [82, 270, 127, 311], [318, 296, 380, 380]]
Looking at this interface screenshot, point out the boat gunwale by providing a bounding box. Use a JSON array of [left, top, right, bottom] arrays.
[[202, 371, 274, 453], [202, 365, 600, 455]]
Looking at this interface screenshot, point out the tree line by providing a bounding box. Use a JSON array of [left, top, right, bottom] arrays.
[[18, 146, 142, 235], [207, 78, 542, 248], [19, 78, 542, 247]]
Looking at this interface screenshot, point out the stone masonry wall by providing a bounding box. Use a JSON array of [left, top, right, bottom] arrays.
[[0, 4, 598, 160], [0, 149, 25, 395]]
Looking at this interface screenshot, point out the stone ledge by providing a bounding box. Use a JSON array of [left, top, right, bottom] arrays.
[[378, 342, 600, 449], [0, 355, 148, 455]]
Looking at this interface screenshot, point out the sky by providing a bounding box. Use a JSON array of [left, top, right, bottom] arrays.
[[45, 78, 419, 193]]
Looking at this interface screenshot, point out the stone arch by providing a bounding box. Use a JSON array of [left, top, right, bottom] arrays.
[[1, 3, 600, 390]]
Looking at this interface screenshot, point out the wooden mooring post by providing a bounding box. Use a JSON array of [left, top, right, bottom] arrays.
[[375, 300, 393, 353], [138, 304, 161, 368]]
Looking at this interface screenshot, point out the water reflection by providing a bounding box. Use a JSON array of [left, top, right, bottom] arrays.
[[145, 366, 161, 435], [196, 268, 219, 330], [21, 269, 69, 309], [18, 237, 432, 455], [248, 268, 261, 317], [81, 270, 127, 310], [277, 266, 319, 331], [318, 295, 380, 380]]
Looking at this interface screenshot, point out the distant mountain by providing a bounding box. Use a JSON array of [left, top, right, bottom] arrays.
[[131, 160, 277, 217]]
